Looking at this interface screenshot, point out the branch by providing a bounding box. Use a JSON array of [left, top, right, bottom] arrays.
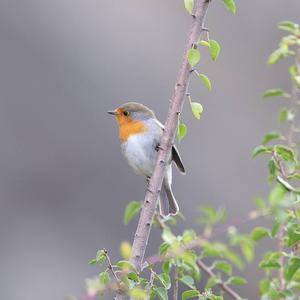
[[196, 260, 242, 300], [129, 0, 210, 272], [172, 269, 179, 300], [115, 1, 211, 298]]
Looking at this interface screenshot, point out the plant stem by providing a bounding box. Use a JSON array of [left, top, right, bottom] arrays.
[[104, 249, 120, 282], [127, 0, 210, 275], [115, 1, 210, 298], [172, 269, 179, 300], [196, 260, 242, 300]]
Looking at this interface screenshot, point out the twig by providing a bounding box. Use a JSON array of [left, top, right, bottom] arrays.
[[103, 249, 119, 281], [196, 260, 242, 300], [172, 269, 179, 300], [154, 213, 167, 230], [146, 210, 265, 267], [127, 0, 211, 276]]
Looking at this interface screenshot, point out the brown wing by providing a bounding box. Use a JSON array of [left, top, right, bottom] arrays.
[[172, 145, 186, 174]]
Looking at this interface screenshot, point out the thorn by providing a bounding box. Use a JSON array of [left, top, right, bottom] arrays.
[[191, 43, 197, 49], [147, 188, 155, 194], [202, 27, 209, 32]]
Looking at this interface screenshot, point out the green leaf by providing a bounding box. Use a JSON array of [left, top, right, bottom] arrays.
[[190, 102, 204, 120], [260, 261, 281, 269], [123, 201, 142, 225], [188, 48, 201, 67], [271, 221, 280, 238], [252, 145, 272, 158], [222, 0, 236, 14], [285, 257, 300, 282], [116, 260, 136, 271], [287, 229, 300, 247], [268, 158, 277, 177], [198, 73, 212, 91], [263, 89, 288, 98], [127, 272, 140, 282], [206, 276, 219, 289], [184, 0, 194, 14], [269, 184, 286, 206], [159, 242, 170, 255], [129, 288, 148, 300], [99, 271, 110, 285], [154, 287, 168, 300], [278, 108, 288, 123], [212, 260, 232, 275], [182, 229, 197, 244], [96, 250, 106, 264], [88, 259, 97, 265], [209, 39, 221, 61], [178, 122, 187, 142], [182, 290, 200, 300], [259, 279, 270, 295], [179, 275, 195, 288], [162, 261, 171, 275], [120, 241, 132, 260], [226, 276, 247, 285], [255, 197, 266, 209], [157, 273, 171, 290], [259, 252, 282, 269], [198, 206, 226, 226], [162, 228, 177, 244], [262, 131, 283, 145], [251, 227, 270, 241], [198, 40, 210, 47], [241, 242, 254, 262], [268, 47, 291, 65], [274, 145, 295, 162], [278, 21, 299, 34]]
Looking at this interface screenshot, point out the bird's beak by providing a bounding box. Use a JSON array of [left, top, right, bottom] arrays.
[[107, 110, 116, 115]]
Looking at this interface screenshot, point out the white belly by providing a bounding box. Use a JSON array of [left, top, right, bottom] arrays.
[[121, 133, 158, 177]]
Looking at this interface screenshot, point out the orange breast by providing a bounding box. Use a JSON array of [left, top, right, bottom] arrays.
[[117, 117, 147, 143]]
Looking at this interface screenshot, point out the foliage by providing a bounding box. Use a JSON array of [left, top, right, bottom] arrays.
[[72, 4, 300, 300], [252, 20, 300, 299]]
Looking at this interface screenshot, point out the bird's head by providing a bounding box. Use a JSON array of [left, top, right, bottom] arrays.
[[108, 102, 155, 126]]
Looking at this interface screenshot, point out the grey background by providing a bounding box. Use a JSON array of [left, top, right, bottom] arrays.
[[0, 0, 299, 299]]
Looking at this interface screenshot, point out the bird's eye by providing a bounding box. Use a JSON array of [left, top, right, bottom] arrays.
[[123, 111, 129, 116]]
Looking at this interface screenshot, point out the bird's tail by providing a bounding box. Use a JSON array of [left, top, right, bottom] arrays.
[[158, 178, 179, 217]]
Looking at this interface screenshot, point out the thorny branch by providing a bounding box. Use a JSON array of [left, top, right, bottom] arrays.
[[196, 260, 242, 300], [126, 0, 211, 281], [115, 0, 211, 298]]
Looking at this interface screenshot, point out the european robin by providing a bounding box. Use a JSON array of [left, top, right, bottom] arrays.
[[108, 102, 185, 217]]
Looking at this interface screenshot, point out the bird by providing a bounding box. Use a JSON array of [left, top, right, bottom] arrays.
[[108, 102, 185, 217]]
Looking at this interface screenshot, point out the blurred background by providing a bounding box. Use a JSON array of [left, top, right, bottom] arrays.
[[0, 0, 300, 299]]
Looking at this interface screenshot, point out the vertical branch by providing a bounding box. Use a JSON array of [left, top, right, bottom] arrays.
[[129, 0, 211, 273], [172, 269, 179, 300], [114, 1, 211, 299]]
